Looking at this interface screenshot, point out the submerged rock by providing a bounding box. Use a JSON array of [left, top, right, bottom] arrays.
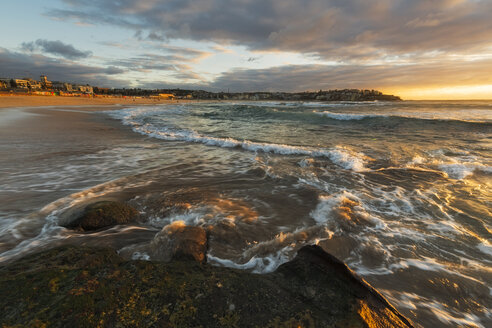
[[149, 222, 208, 263], [0, 245, 413, 327], [63, 201, 138, 231]]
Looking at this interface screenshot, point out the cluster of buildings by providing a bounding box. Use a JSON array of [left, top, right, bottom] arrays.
[[0, 75, 401, 101], [0, 75, 93, 94]]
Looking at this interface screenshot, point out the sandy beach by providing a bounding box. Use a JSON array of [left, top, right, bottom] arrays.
[[0, 94, 195, 108]]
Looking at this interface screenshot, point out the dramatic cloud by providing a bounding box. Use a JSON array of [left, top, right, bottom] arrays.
[[0, 48, 124, 87], [21, 39, 92, 60], [2, 0, 489, 98], [48, 0, 492, 61], [205, 58, 492, 93]]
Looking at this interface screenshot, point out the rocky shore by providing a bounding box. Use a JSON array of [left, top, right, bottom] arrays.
[[0, 202, 413, 327]]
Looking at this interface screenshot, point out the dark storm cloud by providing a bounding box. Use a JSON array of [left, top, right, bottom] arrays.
[[206, 59, 492, 92], [21, 39, 92, 60], [0, 48, 126, 87], [48, 0, 492, 60]]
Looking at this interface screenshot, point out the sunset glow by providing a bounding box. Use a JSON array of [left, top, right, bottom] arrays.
[[388, 85, 492, 100], [1, 0, 492, 99]]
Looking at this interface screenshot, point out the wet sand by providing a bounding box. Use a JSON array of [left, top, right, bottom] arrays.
[[0, 105, 145, 219], [0, 95, 195, 108], [0, 105, 139, 147]]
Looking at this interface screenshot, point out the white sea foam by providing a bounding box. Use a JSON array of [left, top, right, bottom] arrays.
[[405, 150, 491, 180], [0, 176, 154, 264], [318, 112, 379, 120], [327, 146, 367, 171], [208, 246, 292, 273], [438, 162, 492, 180], [477, 241, 492, 257], [310, 191, 363, 225], [409, 155, 426, 165], [428, 301, 486, 328], [310, 194, 344, 225], [111, 107, 368, 172], [388, 292, 488, 328], [146, 210, 207, 228], [298, 158, 315, 168], [317, 109, 492, 123], [306, 101, 386, 108], [131, 252, 150, 260]]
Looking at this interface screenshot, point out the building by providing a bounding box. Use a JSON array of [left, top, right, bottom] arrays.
[[52, 81, 73, 91], [14, 79, 30, 89], [159, 93, 175, 100], [26, 78, 42, 90], [76, 85, 93, 94], [0, 78, 10, 89], [40, 75, 53, 89]]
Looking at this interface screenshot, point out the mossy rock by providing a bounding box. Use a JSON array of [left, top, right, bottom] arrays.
[[150, 224, 208, 263], [0, 245, 414, 327], [63, 201, 138, 231]]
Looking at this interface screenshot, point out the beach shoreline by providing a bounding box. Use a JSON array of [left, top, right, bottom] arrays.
[[0, 94, 199, 109], [0, 103, 149, 228]]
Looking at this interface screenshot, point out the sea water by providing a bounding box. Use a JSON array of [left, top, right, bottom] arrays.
[[0, 100, 491, 327]]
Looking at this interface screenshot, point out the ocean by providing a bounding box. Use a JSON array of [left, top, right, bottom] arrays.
[[1, 100, 491, 327]]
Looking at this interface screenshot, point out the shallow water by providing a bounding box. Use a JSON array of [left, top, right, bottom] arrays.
[[1, 101, 491, 327]]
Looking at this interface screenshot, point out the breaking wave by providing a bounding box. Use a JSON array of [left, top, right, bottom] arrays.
[[110, 108, 368, 172], [317, 110, 492, 124]]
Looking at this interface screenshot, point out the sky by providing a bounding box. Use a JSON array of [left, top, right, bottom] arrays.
[[1, 0, 491, 99]]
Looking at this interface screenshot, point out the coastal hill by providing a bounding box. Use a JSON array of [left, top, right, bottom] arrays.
[[96, 88, 402, 102]]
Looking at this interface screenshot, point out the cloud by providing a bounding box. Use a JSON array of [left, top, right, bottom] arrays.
[[47, 0, 492, 61], [3, 45, 491, 95], [205, 58, 492, 93], [131, 55, 492, 94], [0, 48, 125, 87], [105, 52, 204, 81], [21, 39, 92, 60], [100, 42, 210, 81]]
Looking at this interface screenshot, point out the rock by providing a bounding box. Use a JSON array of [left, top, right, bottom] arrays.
[[276, 245, 414, 327], [63, 201, 138, 231], [0, 245, 414, 327], [149, 222, 207, 263]]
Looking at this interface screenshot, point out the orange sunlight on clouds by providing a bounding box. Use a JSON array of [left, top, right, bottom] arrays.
[[386, 85, 492, 100]]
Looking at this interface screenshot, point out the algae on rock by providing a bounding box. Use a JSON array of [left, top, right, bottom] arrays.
[[0, 245, 413, 327]]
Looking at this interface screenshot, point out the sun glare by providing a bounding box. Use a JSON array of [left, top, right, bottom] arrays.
[[389, 85, 492, 100]]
